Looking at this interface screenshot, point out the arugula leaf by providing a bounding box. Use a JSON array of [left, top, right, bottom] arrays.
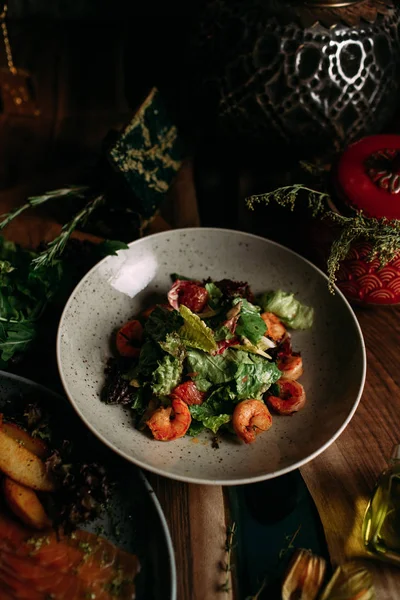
[[0, 321, 36, 362], [159, 332, 186, 361], [96, 240, 129, 257], [234, 361, 281, 399], [234, 298, 266, 344], [258, 290, 314, 329], [152, 354, 182, 395], [205, 282, 223, 309], [179, 305, 217, 353], [145, 306, 184, 342]]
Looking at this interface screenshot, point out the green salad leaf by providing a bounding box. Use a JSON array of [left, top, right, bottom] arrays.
[[179, 305, 218, 353], [189, 393, 231, 433], [159, 332, 186, 361], [170, 273, 195, 282], [186, 347, 280, 401], [214, 324, 235, 342], [145, 306, 184, 342], [96, 240, 129, 257], [124, 339, 162, 382], [234, 361, 281, 399], [131, 387, 147, 415], [234, 298, 266, 344], [0, 320, 36, 363], [202, 414, 231, 434], [188, 384, 234, 433], [152, 354, 182, 395], [258, 290, 314, 329], [0, 234, 130, 368], [205, 282, 223, 309], [186, 348, 236, 391], [187, 421, 206, 436]]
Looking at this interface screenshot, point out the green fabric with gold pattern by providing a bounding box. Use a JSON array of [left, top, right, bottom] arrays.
[[108, 87, 185, 219]]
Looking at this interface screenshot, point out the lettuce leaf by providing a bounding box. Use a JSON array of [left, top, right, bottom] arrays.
[[258, 290, 314, 330], [234, 298, 266, 344], [234, 361, 281, 399], [186, 347, 279, 399], [188, 385, 233, 434], [151, 354, 182, 395], [145, 305, 184, 342], [186, 348, 236, 390], [159, 332, 186, 361], [179, 305, 217, 353], [202, 414, 231, 434], [187, 421, 205, 436]]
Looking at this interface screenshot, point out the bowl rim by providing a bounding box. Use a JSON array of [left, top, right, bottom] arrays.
[[56, 227, 367, 486]]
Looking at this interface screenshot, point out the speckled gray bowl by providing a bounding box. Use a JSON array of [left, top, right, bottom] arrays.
[[57, 228, 366, 485]]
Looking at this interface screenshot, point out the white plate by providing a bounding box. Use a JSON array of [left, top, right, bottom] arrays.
[[57, 228, 366, 485]]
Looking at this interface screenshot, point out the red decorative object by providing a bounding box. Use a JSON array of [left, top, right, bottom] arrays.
[[335, 242, 400, 305], [333, 134, 400, 305], [335, 134, 400, 219]]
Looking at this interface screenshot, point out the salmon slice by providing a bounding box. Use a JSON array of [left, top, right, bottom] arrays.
[[0, 512, 140, 599]]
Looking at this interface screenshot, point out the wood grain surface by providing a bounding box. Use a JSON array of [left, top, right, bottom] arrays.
[[301, 304, 400, 599], [2, 168, 400, 600]]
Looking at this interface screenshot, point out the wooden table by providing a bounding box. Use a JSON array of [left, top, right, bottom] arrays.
[[2, 166, 400, 600]]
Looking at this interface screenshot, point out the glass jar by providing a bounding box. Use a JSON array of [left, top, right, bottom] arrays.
[[363, 444, 400, 565]]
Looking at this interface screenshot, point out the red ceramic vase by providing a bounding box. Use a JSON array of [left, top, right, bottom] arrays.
[[329, 134, 400, 305]]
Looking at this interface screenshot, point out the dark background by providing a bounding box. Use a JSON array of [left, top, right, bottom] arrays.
[[0, 0, 328, 249]]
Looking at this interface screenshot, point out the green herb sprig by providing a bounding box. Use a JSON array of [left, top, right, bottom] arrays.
[[0, 186, 89, 232], [31, 193, 105, 270], [0, 185, 127, 367], [219, 522, 237, 594], [247, 183, 400, 292], [246, 185, 329, 218]]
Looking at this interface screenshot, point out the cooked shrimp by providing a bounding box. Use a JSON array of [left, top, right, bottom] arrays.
[[277, 353, 303, 380], [261, 312, 286, 342], [146, 397, 191, 441], [266, 379, 306, 415], [232, 399, 272, 444]]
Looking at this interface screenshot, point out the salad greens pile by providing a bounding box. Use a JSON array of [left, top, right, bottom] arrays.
[[104, 276, 314, 437], [0, 236, 128, 368]]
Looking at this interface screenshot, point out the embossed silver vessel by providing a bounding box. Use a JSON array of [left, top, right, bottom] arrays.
[[186, 0, 400, 155]]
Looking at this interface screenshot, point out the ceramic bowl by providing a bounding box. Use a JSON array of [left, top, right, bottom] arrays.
[[57, 228, 366, 485]]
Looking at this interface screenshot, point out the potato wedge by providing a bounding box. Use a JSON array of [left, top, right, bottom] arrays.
[[2, 421, 48, 459], [3, 477, 51, 530], [0, 428, 54, 491]]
